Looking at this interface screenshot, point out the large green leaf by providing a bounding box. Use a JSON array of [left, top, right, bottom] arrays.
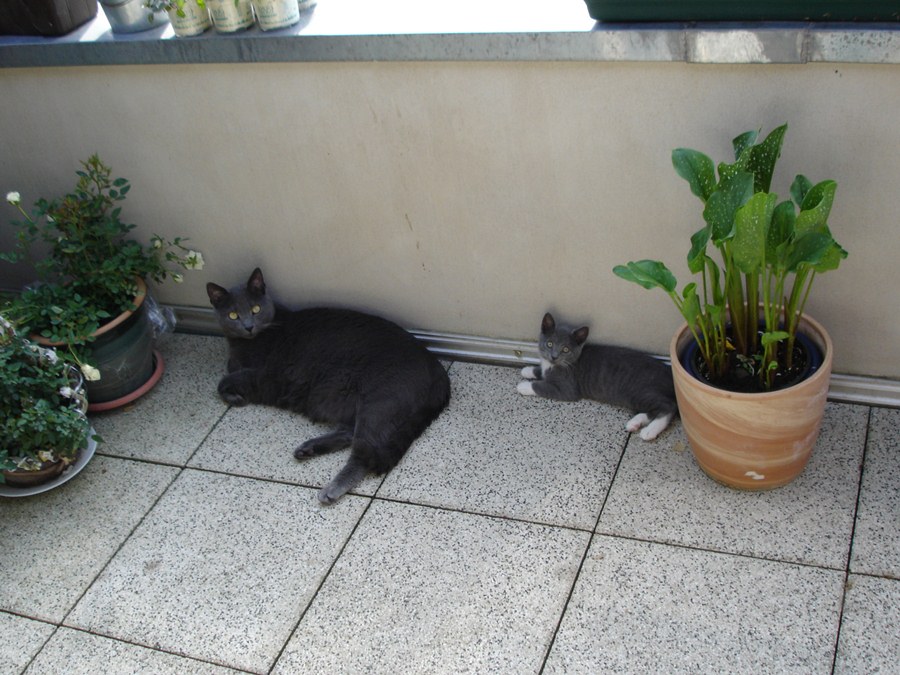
[[732, 192, 776, 274], [796, 180, 837, 235], [681, 282, 701, 325], [786, 231, 835, 271], [702, 171, 755, 244], [672, 149, 716, 202], [613, 260, 677, 292], [687, 225, 710, 274], [790, 174, 813, 208], [811, 241, 849, 273], [767, 200, 796, 269], [732, 130, 759, 161], [747, 123, 787, 193]]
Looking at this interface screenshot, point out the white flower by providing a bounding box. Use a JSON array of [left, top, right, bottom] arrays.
[[59, 386, 75, 398], [184, 250, 204, 270], [81, 364, 101, 381], [152, 237, 163, 249], [42, 348, 59, 365], [172, 273, 184, 283], [6, 191, 20, 205]]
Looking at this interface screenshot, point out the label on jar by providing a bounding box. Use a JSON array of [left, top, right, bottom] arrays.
[[207, 0, 255, 32], [252, 0, 300, 30]]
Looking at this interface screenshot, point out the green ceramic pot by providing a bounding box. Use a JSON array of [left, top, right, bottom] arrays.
[[584, 0, 900, 22]]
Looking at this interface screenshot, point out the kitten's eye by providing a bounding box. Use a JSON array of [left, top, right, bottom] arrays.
[[546, 341, 553, 348], [251, 305, 261, 315], [563, 347, 570, 353], [228, 311, 239, 320]]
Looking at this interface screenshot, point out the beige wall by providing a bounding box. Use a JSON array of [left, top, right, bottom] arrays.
[[1, 61, 898, 377]]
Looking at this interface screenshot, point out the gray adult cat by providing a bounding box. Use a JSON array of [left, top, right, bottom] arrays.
[[206, 268, 451, 504], [517, 312, 677, 441]]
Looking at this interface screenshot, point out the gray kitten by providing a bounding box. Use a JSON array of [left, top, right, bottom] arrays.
[[517, 312, 677, 441]]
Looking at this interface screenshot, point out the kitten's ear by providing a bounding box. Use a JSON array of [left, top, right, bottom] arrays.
[[206, 283, 230, 308], [247, 268, 266, 296], [541, 313, 556, 334], [573, 326, 590, 345]]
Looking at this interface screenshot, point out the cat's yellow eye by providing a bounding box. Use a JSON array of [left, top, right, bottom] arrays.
[[228, 311, 239, 320], [251, 305, 261, 315], [546, 341, 553, 348], [563, 347, 570, 353]]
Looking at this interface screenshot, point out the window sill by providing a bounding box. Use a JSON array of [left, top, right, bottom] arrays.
[[1, 0, 898, 67]]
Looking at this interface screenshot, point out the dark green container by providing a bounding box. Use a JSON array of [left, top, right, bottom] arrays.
[[85, 296, 154, 406], [584, 1, 900, 22]]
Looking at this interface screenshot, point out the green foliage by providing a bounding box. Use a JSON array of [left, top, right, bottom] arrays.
[[614, 124, 847, 390], [2, 155, 203, 376], [0, 316, 92, 482]]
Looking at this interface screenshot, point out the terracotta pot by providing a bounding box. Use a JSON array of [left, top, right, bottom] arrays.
[[670, 313, 833, 490], [3, 458, 68, 487]]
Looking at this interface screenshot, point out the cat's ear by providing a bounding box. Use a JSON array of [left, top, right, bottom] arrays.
[[573, 326, 589, 345], [541, 313, 555, 334], [247, 268, 266, 296], [206, 283, 230, 308]]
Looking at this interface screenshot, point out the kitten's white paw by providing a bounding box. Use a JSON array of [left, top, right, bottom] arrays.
[[517, 380, 536, 396], [521, 366, 539, 380], [639, 414, 673, 441], [626, 413, 650, 433]]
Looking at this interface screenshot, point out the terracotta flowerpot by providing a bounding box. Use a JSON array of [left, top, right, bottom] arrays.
[[3, 458, 68, 487], [670, 313, 833, 490]]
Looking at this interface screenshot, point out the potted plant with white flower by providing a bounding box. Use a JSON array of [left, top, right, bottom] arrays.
[[1, 315, 96, 490], [2, 154, 204, 410]]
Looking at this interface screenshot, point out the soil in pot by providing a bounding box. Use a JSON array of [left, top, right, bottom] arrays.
[[682, 330, 823, 394]]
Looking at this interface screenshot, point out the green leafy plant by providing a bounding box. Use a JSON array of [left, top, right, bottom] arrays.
[[2, 155, 203, 379], [614, 124, 847, 391], [0, 316, 93, 483]]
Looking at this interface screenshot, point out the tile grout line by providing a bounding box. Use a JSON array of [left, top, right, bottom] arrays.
[[829, 405, 874, 675], [538, 432, 633, 674], [44, 407, 236, 668], [266, 494, 378, 674]]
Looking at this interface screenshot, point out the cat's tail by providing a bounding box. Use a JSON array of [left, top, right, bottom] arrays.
[[318, 364, 450, 505], [361, 360, 451, 474]]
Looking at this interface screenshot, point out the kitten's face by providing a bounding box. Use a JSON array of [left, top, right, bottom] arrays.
[[206, 268, 276, 339], [538, 312, 588, 367]]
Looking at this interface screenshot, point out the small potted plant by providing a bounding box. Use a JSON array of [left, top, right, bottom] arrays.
[[614, 123, 847, 489], [2, 155, 204, 410], [1, 315, 94, 489]]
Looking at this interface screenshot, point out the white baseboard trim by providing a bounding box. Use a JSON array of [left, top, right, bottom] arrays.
[[171, 305, 900, 409]]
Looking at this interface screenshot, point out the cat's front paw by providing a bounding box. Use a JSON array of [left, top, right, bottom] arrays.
[[626, 413, 650, 433], [317, 485, 342, 505], [517, 380, 536, 396], [220, 390, 249, 406], [520, 365, 540, 380], [217, 380, 249, 406]]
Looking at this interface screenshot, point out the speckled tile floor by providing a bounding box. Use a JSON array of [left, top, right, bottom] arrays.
[[2, 333, 899, 674]]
